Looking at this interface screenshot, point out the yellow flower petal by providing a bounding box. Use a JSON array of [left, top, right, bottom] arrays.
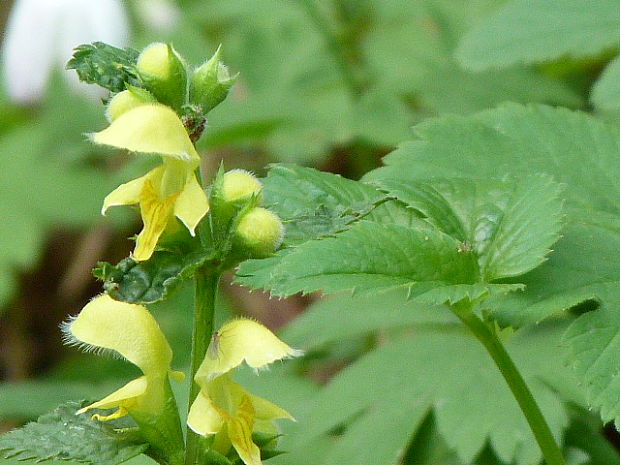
[[92, 103, 200, 162], [134, 178, 179, 261], [174, 172, 209, 235], [77, 376, 148, 419], [196, 319, 302, 380], [187, 391, 225, 436], [67, 294, 172, 376], [228, 394, 261, 465], [101, 169, 155, 215]]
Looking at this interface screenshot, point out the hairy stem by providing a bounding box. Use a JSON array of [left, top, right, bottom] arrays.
[[452, 303, 566, 465], [184, 268, 220, 465]]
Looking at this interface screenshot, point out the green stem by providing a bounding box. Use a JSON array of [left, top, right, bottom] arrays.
[[300, 0, 364, 97], [184, 268, 220, 465], [451, 303, 566, 465]]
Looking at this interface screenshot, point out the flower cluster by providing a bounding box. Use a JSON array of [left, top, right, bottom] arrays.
[[64, 298, 300, 465], [188, 319, 302, 465], [60, 41, 296, 465]]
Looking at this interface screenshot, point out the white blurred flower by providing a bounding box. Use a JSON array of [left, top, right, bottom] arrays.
[[2, 0, 130, 104], [134, 0, 180, 34]]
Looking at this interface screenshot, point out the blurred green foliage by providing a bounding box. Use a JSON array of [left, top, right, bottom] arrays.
[[2, 0, 620, 464]]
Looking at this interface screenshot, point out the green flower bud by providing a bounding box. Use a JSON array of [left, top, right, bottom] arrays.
[[221, 169, 262, 204], [106, 86, 155, 122], [137, 42, 187, 110], [234, 207, 284, 258], [189, 45, 237, 113]]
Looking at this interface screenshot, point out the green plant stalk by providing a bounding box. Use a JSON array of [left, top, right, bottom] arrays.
[[184, 267, 220, 465], [451, 303, 566, 465]]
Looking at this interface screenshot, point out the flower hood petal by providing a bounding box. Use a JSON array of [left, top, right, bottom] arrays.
[[65, 294, 172, 375], [196, 319, 302, 381], [92, 103, 200, 162]]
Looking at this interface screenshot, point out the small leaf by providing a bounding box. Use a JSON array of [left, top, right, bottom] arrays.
[[67, 42, 142, 93], [95, 247, 214, 304], [0, 401, 148, 465]]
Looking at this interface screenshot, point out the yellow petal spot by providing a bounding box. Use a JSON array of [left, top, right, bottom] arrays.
[[67, 294, 172, 375], [92, 103, 199, 162], [228, 394, 261, 465], [196, 319, 302, 380], [106, 89, 152, 122], [133, 177, 179, 261], [188, 375, 293, 465]]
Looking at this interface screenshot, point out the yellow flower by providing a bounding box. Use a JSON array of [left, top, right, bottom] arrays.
[[187, 319, 302, 465], [63, 294, 184, 421], [93, 103, 209, 261]]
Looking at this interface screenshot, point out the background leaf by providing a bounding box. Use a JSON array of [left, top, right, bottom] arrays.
[[591, 55, 620, 112], [456, 0, 620, 70]]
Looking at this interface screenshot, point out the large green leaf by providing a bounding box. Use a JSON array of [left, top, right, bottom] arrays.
[[456, 0, 620, 70], [365, 104, 620, 326], [362, 103, 620, 430], [0, 401, 148, 465], [377, 175, 564, 280], [236, 220, 497, 302]]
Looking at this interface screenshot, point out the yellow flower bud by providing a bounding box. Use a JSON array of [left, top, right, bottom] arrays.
[[137, 42, 187, 110], [221, 169, 262, 203], [189, 45, 237, 113], [106, 87, 154, 122], [234, 207, 284, 258]]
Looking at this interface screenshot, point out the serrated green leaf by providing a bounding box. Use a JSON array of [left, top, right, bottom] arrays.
[[236, 220, 482, 302], [591, 55, 620, 112], [366, 104, 620, 216], [563, 287, 620, 427], [67, 42, 141, 93], [262, 164, 386, 246], [95, 247, 214, 304], [456, 0, 620, 70], [0, 401, 148, 465], [378, 175, 564, 280], [365, 104, 620, 327]]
